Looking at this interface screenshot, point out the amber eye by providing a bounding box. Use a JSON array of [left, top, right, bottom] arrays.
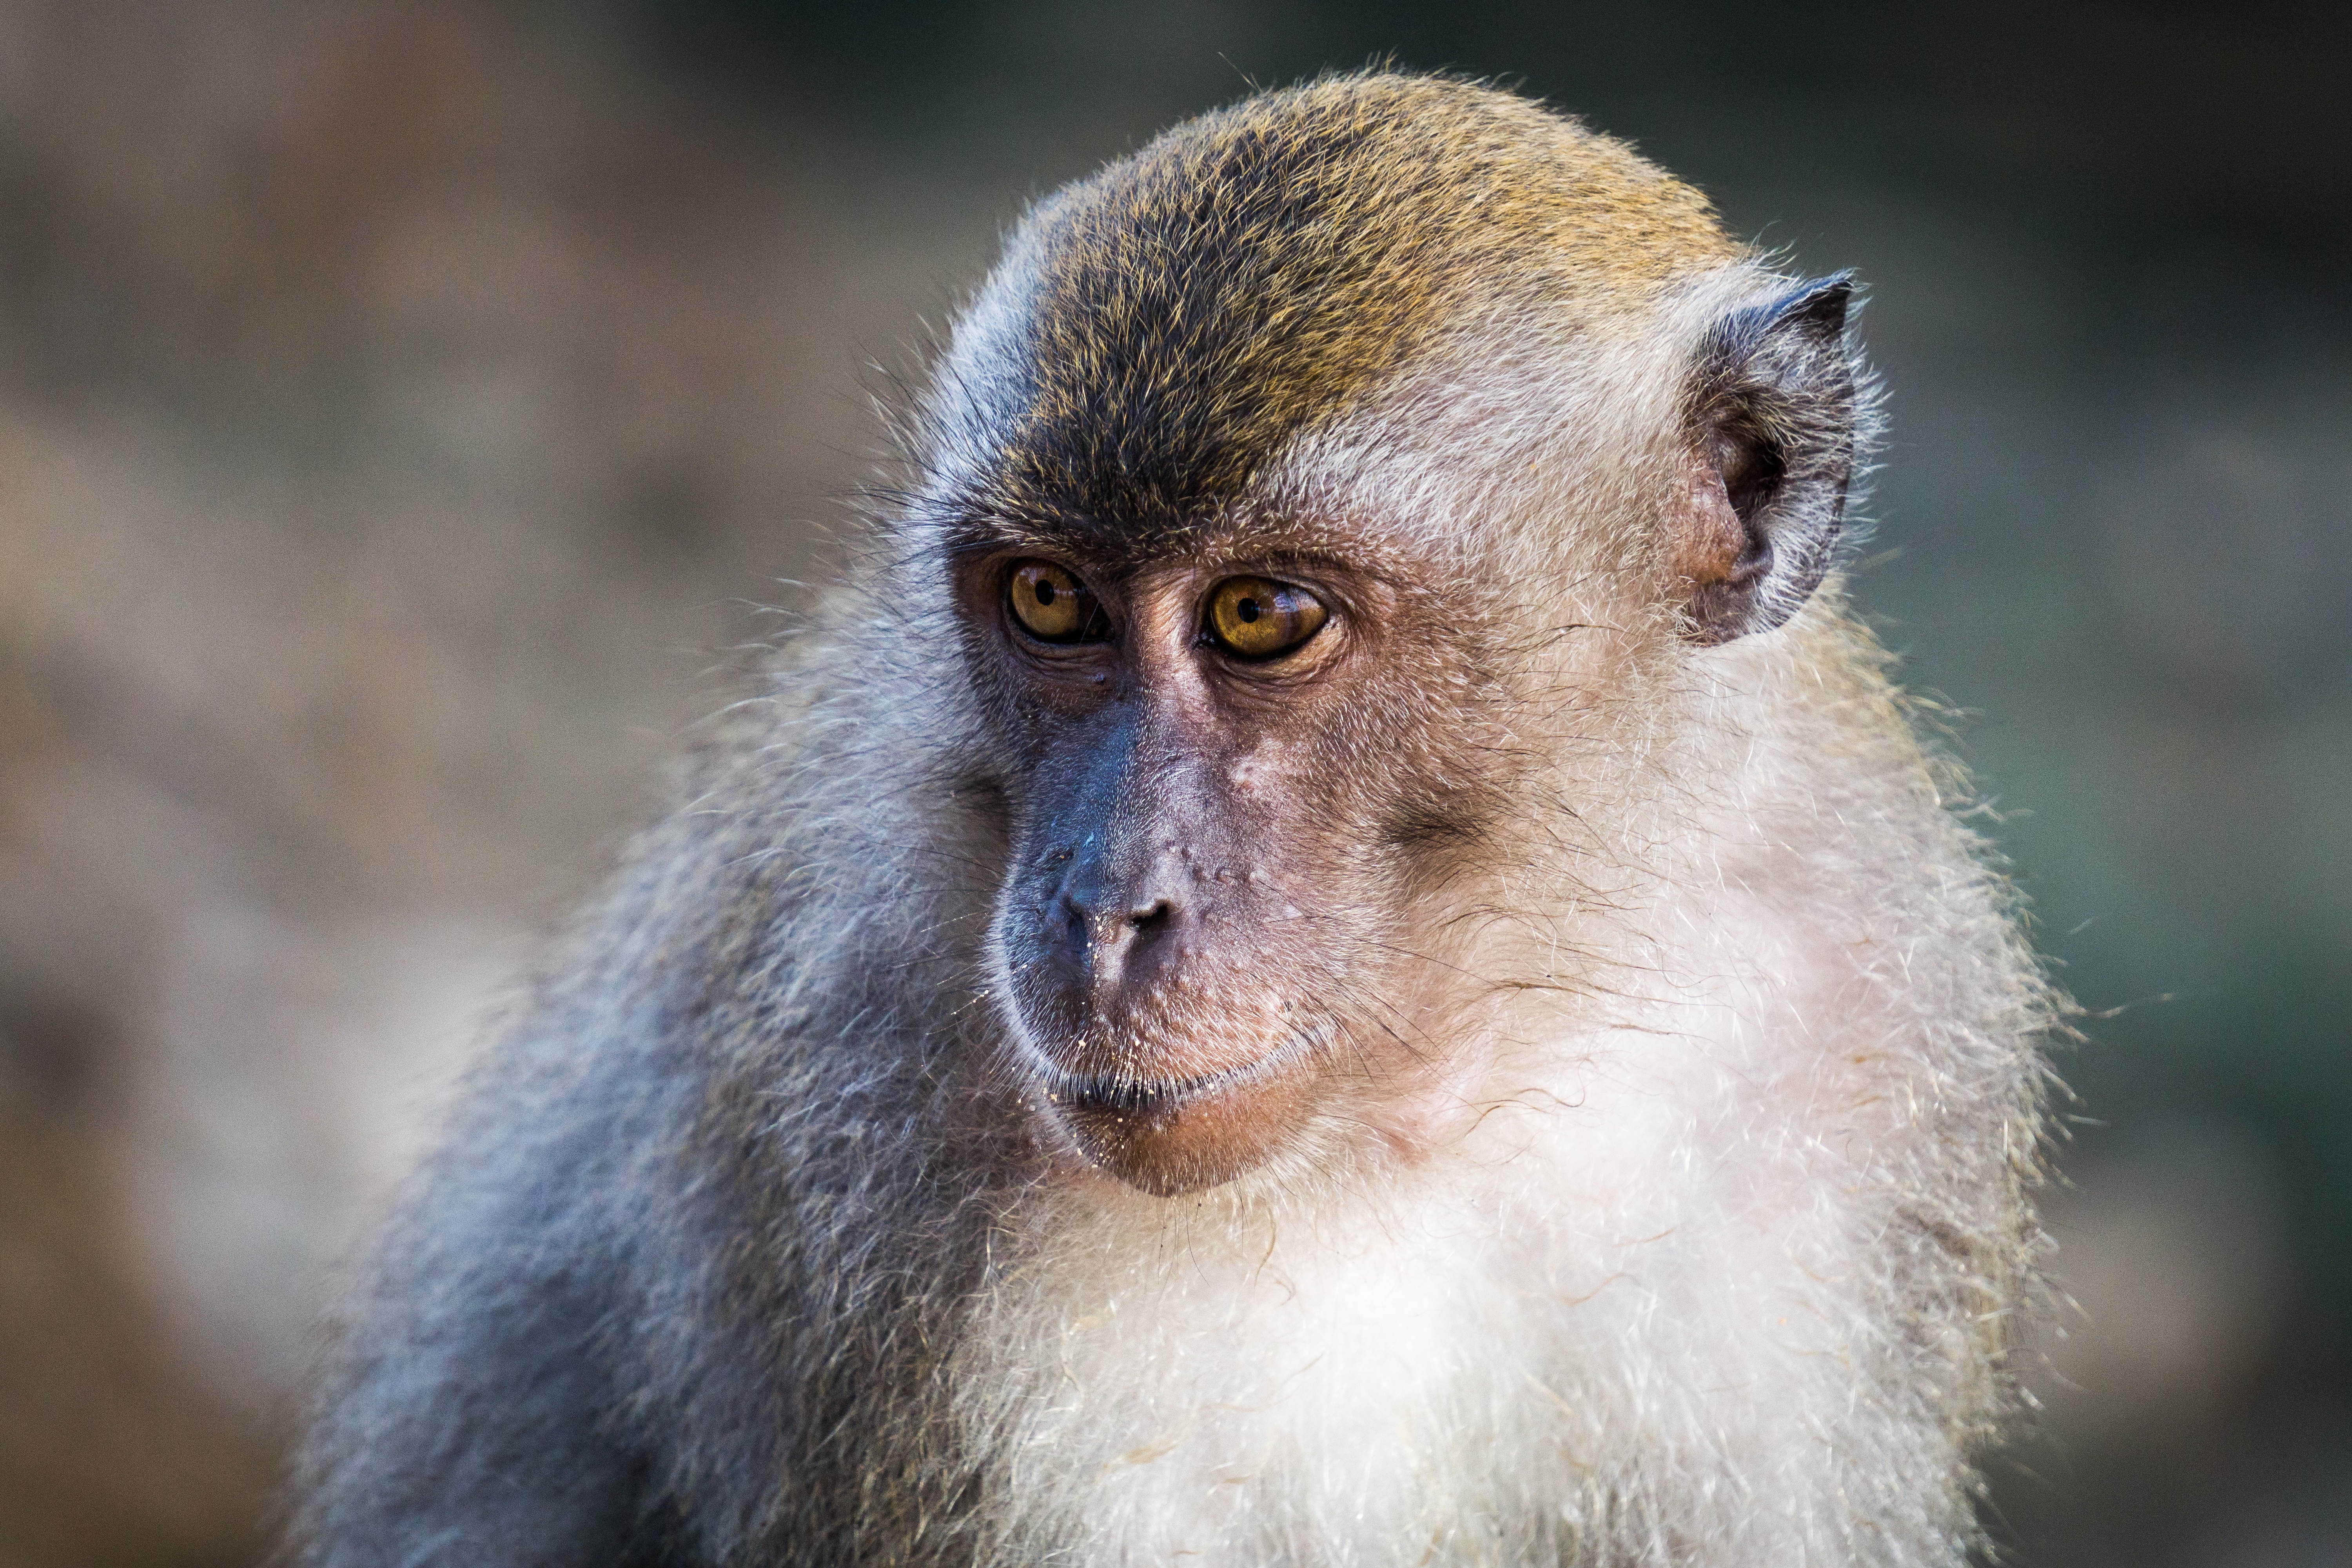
[[1206, 576, 1328, 660], [1007, 561, 1110, 644]]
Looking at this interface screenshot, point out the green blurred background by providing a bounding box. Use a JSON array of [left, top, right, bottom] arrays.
[[0, 2, 2342, 1562]]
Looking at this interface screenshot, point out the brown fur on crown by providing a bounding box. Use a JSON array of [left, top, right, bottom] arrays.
[[984, 73, 1744, 524]]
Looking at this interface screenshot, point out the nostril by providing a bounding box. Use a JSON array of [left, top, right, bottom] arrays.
[[1055, 884, 1176, 967]]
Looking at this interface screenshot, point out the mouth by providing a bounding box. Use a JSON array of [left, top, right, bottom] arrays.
[[1020, 1019, 1339, 1194], [1031, 1019, 1336, 1116]]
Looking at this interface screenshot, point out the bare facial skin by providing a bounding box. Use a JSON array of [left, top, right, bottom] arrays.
[[292, 74, 2054, 1568], [964, 537, 1495, 1194]]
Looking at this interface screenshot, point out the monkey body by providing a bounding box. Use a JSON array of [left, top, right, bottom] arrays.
[[298, 76, 2050, 1566]]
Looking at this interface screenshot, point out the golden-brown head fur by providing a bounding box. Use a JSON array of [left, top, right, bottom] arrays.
[[969, 74, 1742, 524]]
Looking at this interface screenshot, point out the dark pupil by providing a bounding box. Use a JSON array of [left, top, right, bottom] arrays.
[[1034, 579, 1057, 606], [1237, 596, 1260, 623]]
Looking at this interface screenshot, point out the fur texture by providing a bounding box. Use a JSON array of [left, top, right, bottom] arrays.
[[295, 73, 2054, 1567]]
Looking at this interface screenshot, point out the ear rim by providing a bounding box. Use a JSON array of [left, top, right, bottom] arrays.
[[1739, 272, 1854, 352], [1677, 271, 1864, 646]]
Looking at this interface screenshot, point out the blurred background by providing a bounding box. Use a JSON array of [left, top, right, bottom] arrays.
[[0, 2, 2342, 1563]]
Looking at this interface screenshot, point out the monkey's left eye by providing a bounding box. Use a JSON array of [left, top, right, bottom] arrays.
[[1206, 577, 1328, 660], [1008, 561, 1112, 644]]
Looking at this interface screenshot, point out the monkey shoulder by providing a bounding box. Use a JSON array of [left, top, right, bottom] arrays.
[[295, 681, 948, 1564]]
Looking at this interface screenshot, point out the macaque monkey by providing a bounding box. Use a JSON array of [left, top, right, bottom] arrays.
[[296, 73, 2053, 1566]]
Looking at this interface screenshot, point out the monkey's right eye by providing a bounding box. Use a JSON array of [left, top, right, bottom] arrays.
[[1007, 561, 1111, 644]]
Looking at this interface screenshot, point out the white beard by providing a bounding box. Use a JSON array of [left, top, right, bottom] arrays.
[[948, 900, 2021, 1566]]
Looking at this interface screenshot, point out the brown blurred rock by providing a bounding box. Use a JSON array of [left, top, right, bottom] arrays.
[[0, 998, 281, 1567]]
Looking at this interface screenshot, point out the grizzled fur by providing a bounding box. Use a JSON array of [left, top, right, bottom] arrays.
[[295, 74, 2054, 1566]]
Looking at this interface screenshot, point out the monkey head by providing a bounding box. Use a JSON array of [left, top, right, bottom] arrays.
[[921, 78, 1863, 1197]]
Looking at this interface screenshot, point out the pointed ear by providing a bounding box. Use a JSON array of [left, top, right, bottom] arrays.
[[1670, 274, 1862, 644]]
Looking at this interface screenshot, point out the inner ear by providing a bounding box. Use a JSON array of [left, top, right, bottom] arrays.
[[1666, 433, 1766, 610], [1671, 274, 1860, 645]]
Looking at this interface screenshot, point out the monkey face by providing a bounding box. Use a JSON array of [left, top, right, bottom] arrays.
[[958, 537, 1501, 1196]]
